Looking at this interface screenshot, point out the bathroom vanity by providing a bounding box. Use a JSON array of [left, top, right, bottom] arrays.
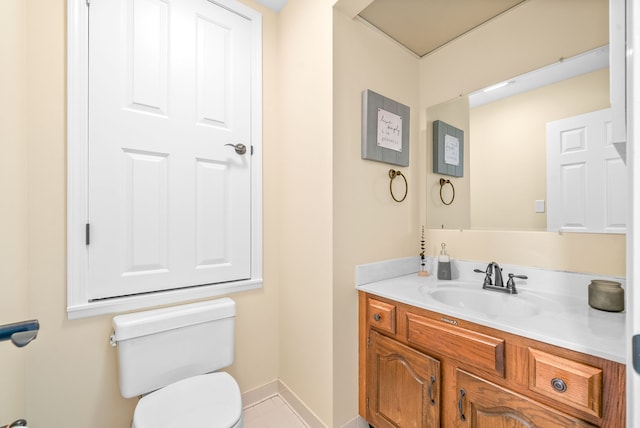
[[356, 259, 626, 427]]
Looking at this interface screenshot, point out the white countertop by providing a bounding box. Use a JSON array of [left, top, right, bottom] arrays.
[[355, 257, 626, 364]]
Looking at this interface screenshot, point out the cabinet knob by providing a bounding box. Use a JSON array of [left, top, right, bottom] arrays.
[[551, 377, 567, 393], [373, 313, 381, 322]]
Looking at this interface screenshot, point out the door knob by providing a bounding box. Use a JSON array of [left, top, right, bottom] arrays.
[[225, 143, 247, 155]]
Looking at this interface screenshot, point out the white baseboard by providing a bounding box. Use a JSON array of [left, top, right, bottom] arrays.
[[241, 379, 279, 409], [241, 379, 326, 427], [242, 380, 369, 428], [277, 379, 326, 428], [339, 415, 370, 428]]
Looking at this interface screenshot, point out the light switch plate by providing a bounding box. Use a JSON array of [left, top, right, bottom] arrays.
[[535, 200, 545, 213]]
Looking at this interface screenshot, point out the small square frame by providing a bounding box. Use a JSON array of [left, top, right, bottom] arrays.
[[433, 120, 464, 177], [361, 89, 410, 166]]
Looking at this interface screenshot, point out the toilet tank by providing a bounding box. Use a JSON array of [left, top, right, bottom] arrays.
[[112, 298, 235, 398]]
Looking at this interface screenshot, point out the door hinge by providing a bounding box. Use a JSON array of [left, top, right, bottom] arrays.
[[251, 145, 254, 155], [633, 334, 640, 375], [85, 223, 90, 246], [367, 335, 370, 348], [366, 397, 369, 409]]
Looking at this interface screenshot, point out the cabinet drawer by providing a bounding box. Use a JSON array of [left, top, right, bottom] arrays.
[[528, 348, 602, 418], [367, 298, 396, 335], [406, 313, 505, 377]]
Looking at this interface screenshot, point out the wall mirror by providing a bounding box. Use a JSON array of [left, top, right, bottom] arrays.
[[421, 0, 625, 234]]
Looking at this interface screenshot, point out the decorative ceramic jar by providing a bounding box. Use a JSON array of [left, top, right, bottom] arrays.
[[588, 279, 624, 312]]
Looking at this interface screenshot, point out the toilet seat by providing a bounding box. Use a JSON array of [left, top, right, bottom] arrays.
[[132, 372, 243, 428]]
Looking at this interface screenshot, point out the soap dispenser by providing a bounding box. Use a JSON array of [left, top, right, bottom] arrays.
[[437, 243, 452, 280]]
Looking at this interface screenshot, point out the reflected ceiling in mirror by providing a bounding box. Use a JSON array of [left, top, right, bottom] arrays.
[[468, 46, 609, 108]]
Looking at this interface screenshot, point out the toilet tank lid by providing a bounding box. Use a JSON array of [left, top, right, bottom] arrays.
[[112, 298, 235, 342]]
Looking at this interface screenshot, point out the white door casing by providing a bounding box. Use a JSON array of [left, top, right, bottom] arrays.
[[546, 108, 627, 234], [627, 0, 639, 424], [67, 0, 262, 316]]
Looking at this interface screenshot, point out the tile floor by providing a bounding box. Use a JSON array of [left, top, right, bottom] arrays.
[[243, 395, 308, 428]]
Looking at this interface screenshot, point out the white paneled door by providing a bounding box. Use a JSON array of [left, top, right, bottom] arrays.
[[546, 108, 627, 234], [87, 0, 253, 300]]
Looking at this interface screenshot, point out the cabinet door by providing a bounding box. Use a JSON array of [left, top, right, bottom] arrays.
[[455, 370, 595, 428], [367, 331, 440, 428]]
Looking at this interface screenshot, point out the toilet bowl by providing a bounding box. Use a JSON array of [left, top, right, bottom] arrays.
[[133, 373, 242, 428], [111, 298, 243, 428]]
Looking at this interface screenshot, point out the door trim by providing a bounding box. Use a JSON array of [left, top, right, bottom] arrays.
[[66, 0, 263, 319], [624, 0, 638, 425]]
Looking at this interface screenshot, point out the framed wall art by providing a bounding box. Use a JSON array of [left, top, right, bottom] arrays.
[[361, 89, 410, 167], [433, 120, 464, 177]]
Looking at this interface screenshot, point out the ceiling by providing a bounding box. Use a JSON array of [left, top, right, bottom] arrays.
[[358, 0, 527, 57]]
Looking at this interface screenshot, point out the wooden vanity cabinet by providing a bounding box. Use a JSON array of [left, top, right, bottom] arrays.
[[359, 292, 626, 428]]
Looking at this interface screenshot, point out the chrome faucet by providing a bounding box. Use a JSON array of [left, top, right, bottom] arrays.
[[474, 262, 527, 294], [491, 262, 504, 287], [473, 262, 502, 286]]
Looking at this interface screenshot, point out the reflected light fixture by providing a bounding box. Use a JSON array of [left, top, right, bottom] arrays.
[[482, 80, 513, 92]]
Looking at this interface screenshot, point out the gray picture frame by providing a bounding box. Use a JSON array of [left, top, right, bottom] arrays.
[[361, 89, 410, 167], [433, 120, 464, 177]]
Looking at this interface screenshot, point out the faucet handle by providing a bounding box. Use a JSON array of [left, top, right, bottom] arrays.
[[474, 268, 492, 285], [506, 273, 528, 292]]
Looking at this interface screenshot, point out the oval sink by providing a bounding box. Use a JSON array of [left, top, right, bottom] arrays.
[[427, 287, 561, 319]]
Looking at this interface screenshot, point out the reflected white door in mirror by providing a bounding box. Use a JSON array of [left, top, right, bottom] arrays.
[[547, 108, 627, 234]]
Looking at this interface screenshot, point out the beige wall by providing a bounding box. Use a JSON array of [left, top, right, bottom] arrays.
[[425, 228, 625, 277], [14, 0, 280, 427], [471, 69, 610, 230], [274, 1, 422, 424], [332, 6, 420, 425], [0, 0, 29, 422], [277, 0, 335, 424]]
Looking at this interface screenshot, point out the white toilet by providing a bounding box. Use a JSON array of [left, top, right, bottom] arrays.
[[111, 298, 243, 428]]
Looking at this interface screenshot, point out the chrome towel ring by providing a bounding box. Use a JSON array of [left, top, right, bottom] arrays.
[[439, 178, 455, 205], [389, 169, 408, 203]]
